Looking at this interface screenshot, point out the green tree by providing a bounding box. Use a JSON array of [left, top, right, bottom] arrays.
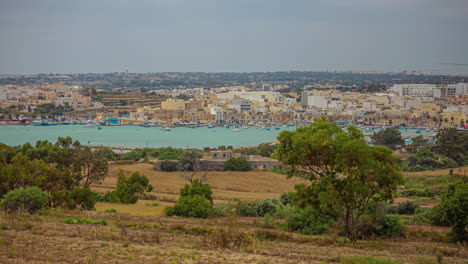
[[432, 181, 467, 242], [0, 187, 48, 214], [371, 127, 404, 150], [72, 147, 109, 187], [433, 128, 468, 166], [273, 117, 403, 240], [178, 151, 200, 171], [223, 157, 252, 171], [406, 135, 429, 154]]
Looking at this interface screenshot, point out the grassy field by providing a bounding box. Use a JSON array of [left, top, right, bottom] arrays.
[[1, 164, 467, 263], [1, 211, 466, 264]]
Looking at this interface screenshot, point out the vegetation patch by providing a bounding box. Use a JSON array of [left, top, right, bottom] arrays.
[[63, 217, 108, 225], [340, 256, 404, 264]]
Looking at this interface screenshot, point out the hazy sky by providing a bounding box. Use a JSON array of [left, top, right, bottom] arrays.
[[1, 0, 467, 74]]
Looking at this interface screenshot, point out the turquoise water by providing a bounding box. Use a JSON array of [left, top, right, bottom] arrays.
[[0, 125, 437, 149]]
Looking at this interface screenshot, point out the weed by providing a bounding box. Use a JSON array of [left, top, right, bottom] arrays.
[[145, 201, 160, 207], [129, 224, 160, 229], [104, 208, 117, 213], [205, 227, 260, 253], [340, 256, 404, 264], [63, 217, 108, 226], [261, 214, 274, 228]]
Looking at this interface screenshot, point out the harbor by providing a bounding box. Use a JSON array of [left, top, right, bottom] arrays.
[[0, 124, 441, 149]]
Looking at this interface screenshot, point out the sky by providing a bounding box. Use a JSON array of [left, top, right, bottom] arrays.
[[0, 0, 467, 74]]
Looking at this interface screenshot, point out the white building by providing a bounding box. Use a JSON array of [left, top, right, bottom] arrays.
[[301, 91, 328, 109], [388, 84, 436, 97]]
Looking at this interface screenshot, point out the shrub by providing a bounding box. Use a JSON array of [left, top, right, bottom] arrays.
[[261, 214, 274, 228], [432, 181, 467, 242], [382, 215, 402, 237], [159, 160, 179, 172], [0, 187, 48, 214], [212, 203, 237, 217], [106, 171, 153, 204], [283, 206, 335, 235], [236, 199, 282, 217], [411, 207, 433, 225], [170, 195, 212, 218], [68, 187, 96, 210], [223, 157, 252, 171], [396, 201, 419, 215], [179, 178, 213, 204], [63, 217, 108, 225], [359, 202, 403, 238], [401, 187, 434, 198]]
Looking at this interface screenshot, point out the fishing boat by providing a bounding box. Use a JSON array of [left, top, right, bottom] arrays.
[[161, 127, 171, 131], [232, 128, 240, 132], [275, 127, 281, 130]]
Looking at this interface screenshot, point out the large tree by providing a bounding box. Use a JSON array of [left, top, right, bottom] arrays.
[[274, 117, 403, 240], [371, 127, 404, 150], [433, 128, 467, 166]]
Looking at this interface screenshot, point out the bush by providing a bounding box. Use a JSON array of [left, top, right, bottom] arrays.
[[432, 181, 467, 242], [283, 206, 335, 235], [170, 195, 212, 218], [359, 202, 402, 238], [382, 215, 402, 237], [63, 217, 108, 225], [179, 178, 213, 204], [411, 207, 433, 225], [105, 171, 153, 204], [396, 201, 419, 215], [159, 160, 179, 172], [68, 187, 96, 210], [212, 203, 237, 217], [167, 178, 214, 218], [0, 187, 48, 214], [223, 157, 252, 171], [236, 199, 283, 217], [401, 188, 434, 198]]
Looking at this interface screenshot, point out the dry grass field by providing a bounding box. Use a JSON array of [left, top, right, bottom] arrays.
[[91, 163, 309, 216], [1, 212, 466, 264], [1, 164, 467, 263]]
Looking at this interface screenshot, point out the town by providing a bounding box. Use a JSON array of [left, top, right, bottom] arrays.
[[0, 72, 467, 130]]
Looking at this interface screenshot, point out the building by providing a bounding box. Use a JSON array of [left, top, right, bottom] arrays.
[[300, 91, 328, 108], [197, 150, 280, 170], [388, 84, 436, 97], [161, 99, 186, 110]]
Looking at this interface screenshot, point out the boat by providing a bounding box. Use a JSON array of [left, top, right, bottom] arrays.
[[232, 128, 240, 132], [32, 119, 58, 126], [207, 125, 213, 128], [162, 127, 171, 131], [416, 129, 422, 134], [275, 127, 281, 130], [97, 126, 103, 130], [241, 126, 249, 129], [264, 127, 271, 131], [140, 122, 151, 128]]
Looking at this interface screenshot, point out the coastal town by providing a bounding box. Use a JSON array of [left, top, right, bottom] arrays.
[[1, 76, 467, 130]]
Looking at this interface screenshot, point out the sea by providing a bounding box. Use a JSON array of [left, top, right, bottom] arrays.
[[0, 125, 437, 150]]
